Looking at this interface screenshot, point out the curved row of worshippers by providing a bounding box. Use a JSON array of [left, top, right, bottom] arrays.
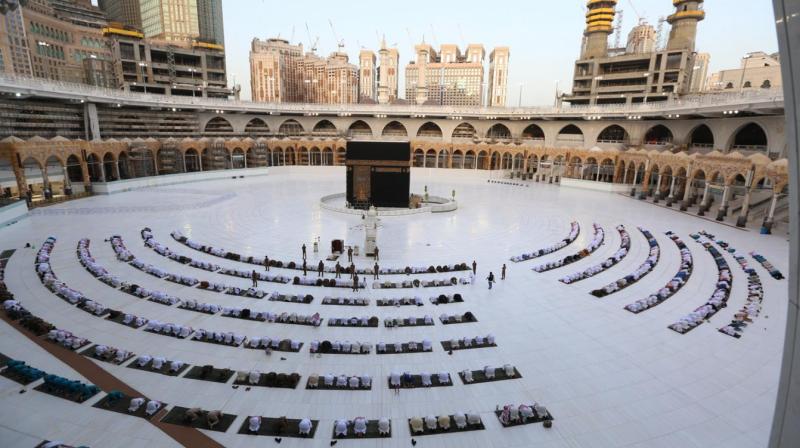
[[167, 228, 472, 276], [559, 225, 630, 284], [78, 239, 476, 329], [39, 237, 497, 354], [0, 268, 552, 439], [698, 231, 765, 338], [532, 223, 605, 272], [509, 222, 773, 337], [127, 233, 472, 290], [88, 237, 464, 309], [2, 355, 548, 439]]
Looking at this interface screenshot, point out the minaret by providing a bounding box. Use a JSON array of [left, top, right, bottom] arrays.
[[666, 0, 705, 51], [414, 43, 431, 105], [581, 0, 617, 59]]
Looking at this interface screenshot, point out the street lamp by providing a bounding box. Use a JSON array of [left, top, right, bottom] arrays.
[[188, 68, 198, 98], [138, 62, 148, 94]]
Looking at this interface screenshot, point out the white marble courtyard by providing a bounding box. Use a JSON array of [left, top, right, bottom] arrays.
[[0, 166, 789, 448]]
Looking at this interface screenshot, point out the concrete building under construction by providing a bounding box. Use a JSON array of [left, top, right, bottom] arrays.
[[565, 0, 706, 105]]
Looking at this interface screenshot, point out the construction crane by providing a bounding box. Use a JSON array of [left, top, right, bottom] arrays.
[[626, 0, 642, 21], [305, 23, 319, 53], [328, 19, 345, 52], [613, 9, 624, 49], [655, 16, 667, 50]]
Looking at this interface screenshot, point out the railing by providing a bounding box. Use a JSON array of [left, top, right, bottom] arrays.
[[0, 73, 784, 118]]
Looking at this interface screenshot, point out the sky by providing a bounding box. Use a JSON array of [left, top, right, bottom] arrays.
[[219, 0, 779, 105]]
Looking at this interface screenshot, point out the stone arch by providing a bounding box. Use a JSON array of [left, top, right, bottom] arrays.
[[424, 149, 437, 167], [413, 148, 424, 167], [452, 149, 464, 168], [527, 154, 539, 173], [489, 152, 501, 170], [231, 147, 246, 169], [417, 122, 443, 139], [644, 124, 674, 145], [348, 120, 373, 138], [521, 124, 545, 141], [204, 116, 234, 134], [513, 153, 524, 170], [279, 119, 304, 136], [557, 124, 584, 145], [382, 121, 408, 138], [688, 124, 715, 149], [309, 146, 322, 165], [477, 150, 489, 169], [244, 118, 271, 136], [464, 150, 476, 169], [486, 123, 511, 140], [437, 149, 447, 168], [312, 119, 338, 136], [185, 148, 201, 172], [729, 122, 768, 152], [85, 153, 103, 182], [597, 125, 629, 143], [297, 146, 309, 165], [322, 147, 334, 166], [501, 153, 513, 170], [452, 122, 477, 140]]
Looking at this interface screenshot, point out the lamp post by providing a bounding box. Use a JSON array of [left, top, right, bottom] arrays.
[[138, 62, 147, 94], [188, 68, 197, 98]]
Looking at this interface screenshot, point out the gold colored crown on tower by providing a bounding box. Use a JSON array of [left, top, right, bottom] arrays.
[[585, 0, 617, 34], [668, 0, 705, 24]]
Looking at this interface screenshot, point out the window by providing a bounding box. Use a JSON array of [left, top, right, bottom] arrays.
[[761, 80, 772, 88]]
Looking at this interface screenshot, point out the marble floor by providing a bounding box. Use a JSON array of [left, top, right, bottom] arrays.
[[0, 166, 789, 448]]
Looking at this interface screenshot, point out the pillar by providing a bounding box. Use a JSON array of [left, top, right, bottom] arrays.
[[716, 185, 730, 221], [13, 161, 28, 200], [681, 176, 693, 211], [41, 165, 51, 199], [98, 159, 106, 182], [62, 165, 72, 195], [698, 183, 711, 216], [736, 188, 753, 227], [80, 159, 91, 192], [653, 174, 663, 202], [763, 191, 780, 233]]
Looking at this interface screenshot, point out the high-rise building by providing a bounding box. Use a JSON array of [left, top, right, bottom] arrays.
[[404, 43, 485, 106], [49, 0, 108, 29], [377, 39, 399, 104], [565, 0, 705, 105], [626, 20, 657, 54], [488, 47, 509, 107], [250, 38, 304, 103], [707, 51, 781, 92], [690, 52, 710, 92], [359, 49, 376, 102], [0, 3, 33, 77], [250, 38, 358, 104], [98, 0, 142, 30], [0, 0, 115, 84], [196, 0, 224, 45], [140, 0, 199, 42]]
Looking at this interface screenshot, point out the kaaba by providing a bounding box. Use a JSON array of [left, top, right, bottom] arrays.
[[345, 141, 411, 209]]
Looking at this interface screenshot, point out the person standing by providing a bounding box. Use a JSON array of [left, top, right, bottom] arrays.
[[472, 260, 477, 275], [373, 262, 380, 280], [350, 263, 356, 279], [487, 272, 495, 290], [374, 246, 379, 261], [352, 273, 360, 292], [251, 270, 258, 288], [263, 255, 270, 272], [501, 264, 506, 280], [347, 246, 353, 263], [318, 260, 324, 277], [302, 244, 307, 261], [335, 262, 342, 279], [302, 260, 307, 277]]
